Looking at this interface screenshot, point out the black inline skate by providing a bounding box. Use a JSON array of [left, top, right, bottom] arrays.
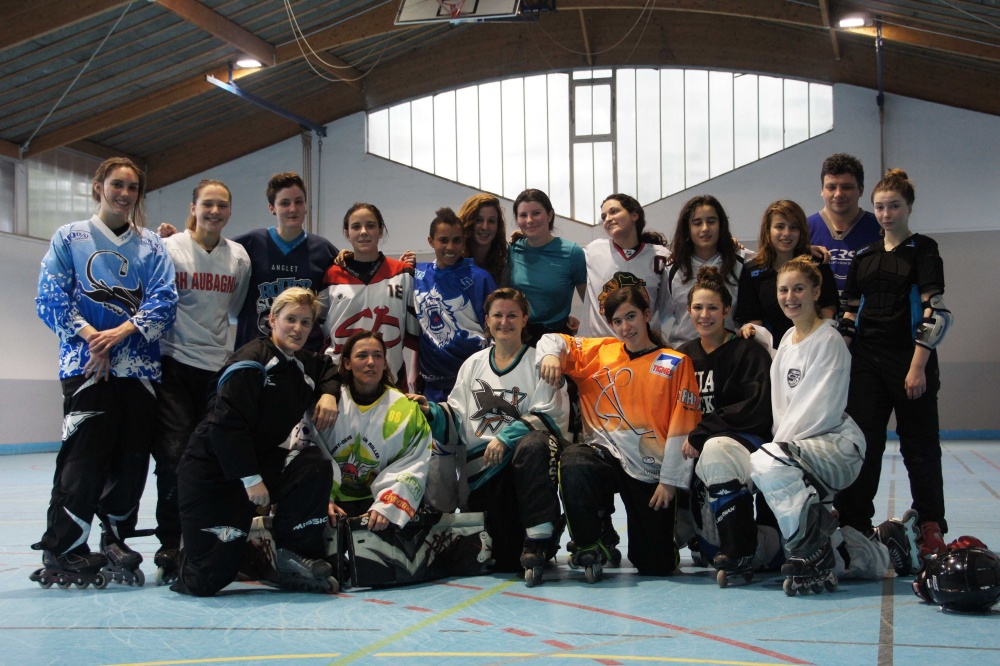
[[521, 516, 565, 587], [874, 509, 921, 576], [29, 546, 109, 590], [567, 541, 613, 583], [713, 553, 754, 588], [153, 545, 180, 586], [271, 548, 339, 593], [100, 531, 145, 586], [781, 542, 837, 596]]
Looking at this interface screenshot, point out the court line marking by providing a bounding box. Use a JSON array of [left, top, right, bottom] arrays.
[[109, 655, 340, 665], [373, 653, 797, 664]]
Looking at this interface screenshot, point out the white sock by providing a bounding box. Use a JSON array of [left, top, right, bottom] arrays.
[[526, 522, 553, 540]]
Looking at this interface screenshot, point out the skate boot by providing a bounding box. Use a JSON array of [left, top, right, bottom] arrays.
[[153, 545, 180, 586], [29, 547, 109, 590], [918, 521, 947, 562], [568, 541, 611, 584], [273, 548, 339, 593], [521, 538, 550, 587], [713, 553, 754, 588], [873, 509, 921, 576], [100, 532, 145, 586], [781, 542, 837, 596]]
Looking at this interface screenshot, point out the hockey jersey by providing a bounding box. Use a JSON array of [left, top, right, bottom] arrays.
[[427, 344, 569, 491], [321, 255, 419, 388], [413, 258, 497, 398], [36, 215, 177, 380], [770, 324, 864, 450], [807, 210, 881, 308], [160, 230, 251, 371], [324, 386, 433, 528], [677, 335, 773, 451], [232, 227, 337, 352], [580, 238, 671, 339], [663, 250, 751, 348], [536, 334, 701, 487]]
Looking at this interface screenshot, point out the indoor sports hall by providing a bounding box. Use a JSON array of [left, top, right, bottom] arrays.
[[3, 1, 999, 665]]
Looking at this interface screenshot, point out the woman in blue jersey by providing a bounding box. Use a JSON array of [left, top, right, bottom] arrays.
[[33, 157, 177, 587]]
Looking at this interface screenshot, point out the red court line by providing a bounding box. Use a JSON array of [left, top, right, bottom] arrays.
[[544, 640, 576, 649], [436, 581, 485, 590], [972, 451, 1000, 472], [503, 627, 535, 637], [504, 591, 812, 665], [459, 617, 492, 626], [362, 598, 394, 605], [404, 606, 433, 613]]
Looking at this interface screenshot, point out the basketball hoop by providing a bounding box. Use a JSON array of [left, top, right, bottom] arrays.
[[438, 0, 467, 20]]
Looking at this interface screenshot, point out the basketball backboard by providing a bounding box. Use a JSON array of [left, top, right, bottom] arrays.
[[395, 0, 522, 25]]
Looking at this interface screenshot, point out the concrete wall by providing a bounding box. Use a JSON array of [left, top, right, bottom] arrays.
[[3, 83, 998, 449]]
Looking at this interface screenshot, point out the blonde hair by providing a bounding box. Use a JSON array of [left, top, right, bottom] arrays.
[[185, 179, 232, 231], [270, 287, 321, 321]]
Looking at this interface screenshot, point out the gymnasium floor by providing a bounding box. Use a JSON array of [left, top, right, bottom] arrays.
[[1, 441, 997, 666]]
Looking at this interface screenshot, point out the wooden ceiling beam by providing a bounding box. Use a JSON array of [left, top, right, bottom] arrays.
[[156, 0, 276, 66], [68, 139, 145, 167], [0, 138, 18, 159], [843, 23, 1000, 64], [579, 10, 593, 67], [818, 0, 842, 60], [0, 0, 130, 51]]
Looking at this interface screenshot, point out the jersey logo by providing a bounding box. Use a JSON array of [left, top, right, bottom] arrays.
[[787, 368, 802, 388], [333, 435, 381, 493], [254, 278, 312, 335], [416, 287, 460, 349], [202, 526, 247, 542], [470, 378, 525, 436], [82, 250, 144, 316], [333, 306, 401, 354], [598, 271, 649, 318], [649, 353, 681, 379], [62, 410, 103, 441], [590, 367, 653, 438]]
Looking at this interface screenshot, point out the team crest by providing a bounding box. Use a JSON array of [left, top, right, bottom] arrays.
[[333, 436, 381, 493], [202, 526, 247, 542], [649, 353, 681, 378], [470, 379, 525, 436], [83, 250, 144, 316], [417, 287, 459, 349], [598, 271, 649, 316], [787, 368, 802, 388]]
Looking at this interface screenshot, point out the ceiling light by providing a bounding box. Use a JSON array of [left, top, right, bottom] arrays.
[[236, 58, 262, 69], [838, 16, 870, 29]]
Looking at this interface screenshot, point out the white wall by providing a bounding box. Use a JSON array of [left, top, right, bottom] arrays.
[[3, 83, 999, 447]]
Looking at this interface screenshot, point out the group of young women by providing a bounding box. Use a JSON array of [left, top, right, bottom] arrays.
[[32, 155, 948, 597]]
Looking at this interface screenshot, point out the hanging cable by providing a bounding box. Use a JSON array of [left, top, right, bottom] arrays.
[[19, 3, 133, 157], [533, 0, 656, 57]]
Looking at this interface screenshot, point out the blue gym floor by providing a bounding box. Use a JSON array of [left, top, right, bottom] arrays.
[[1, 441, 998, 666]]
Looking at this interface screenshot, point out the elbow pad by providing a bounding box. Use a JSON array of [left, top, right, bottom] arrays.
[[915, 294, 953, 350]]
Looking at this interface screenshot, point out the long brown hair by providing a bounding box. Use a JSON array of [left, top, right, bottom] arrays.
[[753, 200, 812, 270], [669, 194, 739, 285], [602, 193, 666, 245], [458, 193, 508, 282], [603, 285, 666, 348], [91, 157, 147, 231]]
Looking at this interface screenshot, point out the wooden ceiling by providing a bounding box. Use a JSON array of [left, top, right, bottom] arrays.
[[2, 0, 998, 190]]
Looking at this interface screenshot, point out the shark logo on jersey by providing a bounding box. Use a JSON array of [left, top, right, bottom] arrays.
[[83, 250, 144, 316], [62, 411, 104, 441], [470, 379, 526, 436], [590, 367, 654, 439], [202, 526, 247, 542], [787, 368, 802, 388], [416, 287, 461, 349]]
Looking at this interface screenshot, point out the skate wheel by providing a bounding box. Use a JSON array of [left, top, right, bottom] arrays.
[[94, 573, 108, 589], [743, 572, 754, 584], [824, 576, 838, 593], [609, 548, 623, 567], [74, 578, 89, 589], [585, 564, 602, 583], [810, 582, 823, 594], [38, 577, 53, 589], [327, 577, 340, 594], [155, 567, 166, 586], [525, 568, 536, 588], [717, 569, 728, 588], [57, 579, 71, 590], [133, 569, 145, 587], [783, 578, 797, 596]]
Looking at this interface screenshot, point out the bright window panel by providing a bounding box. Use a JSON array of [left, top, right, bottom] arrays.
[[592, 84, 612, 135], [575, 85, 593, 136], [0, 159, 13, 233], [502, 78, 527, 199], [758, 76, 784, 157], [573, 143, 595, 225], [784, 79, 809, 147], [635, 69, 661, 203], [591, 69, 613, 79], [367, 109, 389, 158], [456, 86, 480, 187], [524, 75, 550, 192], [411, 96, 435, 173], [388, 102, 412, 166], [661, 69, 686, 197], [592, 141, 614, 225], [547, 74, 572, 217], [478, 82, 503, 195], [709, 71, 734, 178], [684, 70, 710, 187], [809, 83, 833, 136], [616, 69, 637, 198], [433, 91, 457, 181], [733, 74, 759, 168]]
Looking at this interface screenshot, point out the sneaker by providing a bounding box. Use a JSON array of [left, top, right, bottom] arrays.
[[275, 548, 332, 579], [918, 521, 947, 561]]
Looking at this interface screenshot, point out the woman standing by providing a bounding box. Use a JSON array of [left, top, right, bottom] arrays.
[[749, 257, 866, 596], [232, 172, 338, 352], [151, 179, 250, 583], [172, 288, 339, 596], [834, 169, 952, 561], [663, 195, 750, 348], [458, 192, 509, 286], [579, 193, 670, 339], [417, 288, 569, 583], [736, 200, 838, 349], [507, 189, 587, 342], [539, 286, 701, 581], [677, 266, 776, 586], [32, 157, 177, 588], [320, 203, 419, 390]]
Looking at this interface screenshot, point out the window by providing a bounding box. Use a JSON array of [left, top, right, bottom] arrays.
[[369, 69, 833, 225], [27, 150, 102, 240]]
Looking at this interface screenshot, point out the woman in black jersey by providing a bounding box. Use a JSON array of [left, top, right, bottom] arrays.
[[834, 169, 951, 562]]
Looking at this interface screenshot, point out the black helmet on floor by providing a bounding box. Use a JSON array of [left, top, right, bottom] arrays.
[[912, 547, 1000, 613]]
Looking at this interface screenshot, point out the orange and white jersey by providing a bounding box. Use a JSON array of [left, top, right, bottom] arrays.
[[537, 334, 701, 487]]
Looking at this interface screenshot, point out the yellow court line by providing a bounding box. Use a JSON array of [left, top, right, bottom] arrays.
[[109, 654, 340, 665], [329, 579, 518, 665], [375, 653, 791, 665]]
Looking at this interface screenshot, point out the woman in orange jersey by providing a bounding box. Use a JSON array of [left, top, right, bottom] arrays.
[[538, 286, 702, 581]]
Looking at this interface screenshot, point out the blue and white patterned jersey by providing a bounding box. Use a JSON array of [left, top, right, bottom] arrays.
[[36, 215, 177, 380], [413, 258, 496, 398]]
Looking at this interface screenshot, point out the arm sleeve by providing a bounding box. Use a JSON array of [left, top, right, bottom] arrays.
[[687, 343, 772, 451], [228, 250, 252, 323], [734, 263, 764, 324], [915, 237, 945, 295], [817, 262, 840, 315], [36, 230, 89, 342], [208, 365, 266, 481], [370, 403, 434, 527], [772, 334, 851, 442], [570, 243, 587, 286], [131, 235, 177, 342], [660, 355, 702, 487]]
